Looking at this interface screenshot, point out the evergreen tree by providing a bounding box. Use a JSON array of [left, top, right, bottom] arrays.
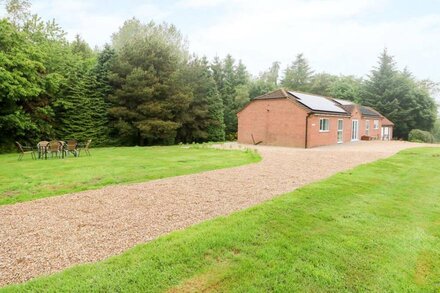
[[108, 19, 190, 145], [211, 55, 250, 139], [52, 36, 106, 144], [235, 60, 250, 85], [221, 55, 237, 130], [329, 76, 363, 102], [211, 56, 224, 91], [177, 56, 225, 142], [56, 61, 92, 141], [84, 70, 109, 145], [90, 45, 115, 145], [281, 53, 314, 91], [362, 49, 437, 138], [111, 18, 146, 52], [362, 49, 398, 106], [94, 44, 115, 98], [71, 34, 94, 60]]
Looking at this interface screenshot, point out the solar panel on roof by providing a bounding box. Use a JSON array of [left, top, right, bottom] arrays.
[[288, 91, 347, 113]]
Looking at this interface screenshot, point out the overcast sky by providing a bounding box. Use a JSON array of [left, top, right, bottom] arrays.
[[1, 0, 440, 82]]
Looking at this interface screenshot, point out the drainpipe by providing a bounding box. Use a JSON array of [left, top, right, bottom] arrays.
[[305, 113, 312, 148]]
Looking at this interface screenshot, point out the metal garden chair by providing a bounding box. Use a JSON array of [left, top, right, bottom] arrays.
[[15, 141, 36, 160], [48, 140, 62, 158], [64, 139, 79, 157], [78, 139, 92, 156]]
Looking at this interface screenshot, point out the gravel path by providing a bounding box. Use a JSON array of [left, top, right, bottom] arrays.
[[0, 141, 430, 286]]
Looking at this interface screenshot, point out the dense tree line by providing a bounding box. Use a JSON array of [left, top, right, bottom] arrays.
[[1, 0, 438, 151]]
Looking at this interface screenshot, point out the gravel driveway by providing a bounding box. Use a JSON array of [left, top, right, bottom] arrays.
[[0, 141, 430, 286]]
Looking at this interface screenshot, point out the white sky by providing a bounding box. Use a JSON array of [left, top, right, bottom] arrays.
[[1, 0, 440, 84]]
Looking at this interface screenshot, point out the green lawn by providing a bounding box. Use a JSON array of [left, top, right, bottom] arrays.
[[3, 148, 440, 292], [0, 145, 260, 205]]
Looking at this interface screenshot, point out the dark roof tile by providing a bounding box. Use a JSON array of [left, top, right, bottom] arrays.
[[253, 89, 289, 100], [360, 106, 382, 117]]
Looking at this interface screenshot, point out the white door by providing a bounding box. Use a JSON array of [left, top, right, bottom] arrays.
[[351, 120, 359, 141], [337, 119, 343, 143], [381, 127, 389, 140]]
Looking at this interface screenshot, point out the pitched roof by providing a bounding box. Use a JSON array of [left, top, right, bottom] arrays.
[[382, 117, 394, 126], [253, 89, 289, 100], [250, 90, 391, 121], [333, 98, 383, 118], [339, 104, 356, 114], [333, 98, 355, 106], [359, 106, 382, 118], [252, 89, 349, 115]]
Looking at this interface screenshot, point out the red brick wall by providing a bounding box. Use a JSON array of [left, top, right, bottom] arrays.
[[237, 99, 390, 148], [237, 99, 308, 147], [306, 115, 351, 148], [350, 106, 382, 140], [361, 117, 382, 139], [343, 118, 352, 142], [351, 106, 362, 138]]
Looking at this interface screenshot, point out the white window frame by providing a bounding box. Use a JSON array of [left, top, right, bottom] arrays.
[[365, 120, 370, 136], [373, 119, 379, 130], [319, 118, 330, 132]]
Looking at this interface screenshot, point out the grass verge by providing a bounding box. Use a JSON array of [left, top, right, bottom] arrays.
[[2, 147, 440, 292], [0, 145, 260, 205]]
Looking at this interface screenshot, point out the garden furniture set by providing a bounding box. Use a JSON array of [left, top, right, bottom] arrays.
[[15, 139, 92, 160]]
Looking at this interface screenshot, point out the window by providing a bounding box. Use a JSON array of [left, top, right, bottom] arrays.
[[365, 120, 370, 136], [374, 120, 379, 129], [319, 118, 329, 132]]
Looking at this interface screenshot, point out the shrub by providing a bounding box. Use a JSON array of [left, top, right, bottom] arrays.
[[408, 129, 434, 143], [225, 132, 237, 142], [432, 120, 440, 143]]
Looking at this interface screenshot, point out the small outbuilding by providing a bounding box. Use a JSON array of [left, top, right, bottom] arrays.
[[237, 89, 394, 148]]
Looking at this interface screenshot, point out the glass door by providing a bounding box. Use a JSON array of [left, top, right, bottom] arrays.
[[351, 120, 359, 141], [382, 126, 389, 140], [337, 119, 343, 143]]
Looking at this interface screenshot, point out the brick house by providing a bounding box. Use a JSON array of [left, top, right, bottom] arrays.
[[237, 89, 394, 148]]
